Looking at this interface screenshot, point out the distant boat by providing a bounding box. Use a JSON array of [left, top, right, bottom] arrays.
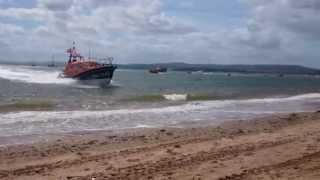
[[48, 55, 56, 67], [48, 63, 55, 67], [149, 66, 167, 74]]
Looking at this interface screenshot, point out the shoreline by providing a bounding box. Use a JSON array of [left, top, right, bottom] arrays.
[[0, 110, 304, 147], [1, 111, 320, 179], [1, 92, 320, 139]]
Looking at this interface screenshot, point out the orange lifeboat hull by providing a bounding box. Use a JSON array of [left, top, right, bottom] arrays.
[[63, 61, 117, 85]]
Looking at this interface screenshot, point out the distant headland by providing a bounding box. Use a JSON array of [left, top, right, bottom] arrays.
[[118, 63, 320, 75], [1, 61, 319, 75]]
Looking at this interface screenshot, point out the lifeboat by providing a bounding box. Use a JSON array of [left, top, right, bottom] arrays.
[[62, 42, 117, 86]]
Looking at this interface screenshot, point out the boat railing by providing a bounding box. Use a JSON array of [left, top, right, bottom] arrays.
[[97, 57, 114, 65]]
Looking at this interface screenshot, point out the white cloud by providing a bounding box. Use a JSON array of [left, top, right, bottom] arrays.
[[0, 7, 48, 20], [38, 0, 74, 11], [0, 0, 319, 66]]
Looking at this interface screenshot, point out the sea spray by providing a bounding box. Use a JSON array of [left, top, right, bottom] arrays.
[[0, 65, 102, 89], [0, 65, 75, 85]]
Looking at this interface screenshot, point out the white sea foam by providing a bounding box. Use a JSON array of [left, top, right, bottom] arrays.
[[1, 93, 319, 124], [0, 65, 76, 85], [0, 93, 319, 137], [163, 94, 188, 101], [134, 124, 154, 128], [0, 65, 101, 89]]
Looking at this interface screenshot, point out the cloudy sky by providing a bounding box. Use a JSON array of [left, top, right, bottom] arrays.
[[0, 0, 319, 67]]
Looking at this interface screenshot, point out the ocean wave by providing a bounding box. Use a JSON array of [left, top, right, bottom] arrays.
[[240, 93, 320, 103], [163, 94, 188, 101], [126, 93, 226, 102], [1, 93, 319, 123], [0, 92, 319, 137], [124, 95, 165, 102]]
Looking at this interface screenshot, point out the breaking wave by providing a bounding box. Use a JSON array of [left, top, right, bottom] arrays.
[[0, 93, 320, 137], [126, 93, 230, 102], [163, 94, 188, 101]]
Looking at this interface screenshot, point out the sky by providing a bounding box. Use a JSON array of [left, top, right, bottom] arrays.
[[0, 0, 319, 67]]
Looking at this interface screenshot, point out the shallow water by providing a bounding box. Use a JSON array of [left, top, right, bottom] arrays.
[[1, 64, 320, 138]]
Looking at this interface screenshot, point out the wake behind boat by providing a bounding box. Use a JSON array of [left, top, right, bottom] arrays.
[[60, 42, 117, 86]]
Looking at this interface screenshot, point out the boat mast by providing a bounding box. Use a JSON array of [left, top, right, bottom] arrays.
[[68, 41, 76, 63]]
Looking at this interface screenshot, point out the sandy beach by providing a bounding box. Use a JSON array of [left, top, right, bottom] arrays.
[[1, 0, 320, 179], [1, 111, 320, 180]]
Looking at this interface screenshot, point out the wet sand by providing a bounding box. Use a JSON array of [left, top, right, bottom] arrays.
[[1, 111, 320, 179]]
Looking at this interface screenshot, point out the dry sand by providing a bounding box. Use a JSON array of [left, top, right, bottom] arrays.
[[1, 111, 320, 179]]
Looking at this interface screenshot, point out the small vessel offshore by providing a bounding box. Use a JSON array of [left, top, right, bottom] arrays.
[[48, 55, 56, 67], [47, 62, 55, 67], [149, 66, 167, 74], [61, 42, 117, 86]]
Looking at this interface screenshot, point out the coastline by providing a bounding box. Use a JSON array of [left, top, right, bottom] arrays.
[[1, 111, 320, 179]]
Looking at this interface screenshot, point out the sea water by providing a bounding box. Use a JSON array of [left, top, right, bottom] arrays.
[[0, 64, 320, 138]]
